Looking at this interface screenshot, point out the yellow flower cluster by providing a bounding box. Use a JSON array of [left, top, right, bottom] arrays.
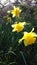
[[12, 21, 37, 46], [7, 6, 37, 46]]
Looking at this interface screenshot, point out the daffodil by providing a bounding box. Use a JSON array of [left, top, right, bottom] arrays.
[[11, 22, 26, 32], [11, 6, 22, 17], [19, 28, 37, 46]]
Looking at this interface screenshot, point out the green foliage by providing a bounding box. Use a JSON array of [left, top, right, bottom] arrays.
[[0, 5, 37, 65]]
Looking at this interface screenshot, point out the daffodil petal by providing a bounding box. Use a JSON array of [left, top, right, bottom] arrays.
[[23, 32, 28, 35], [12, 28, 16, 32], [13, 14, 15, 17], [19, 8, 22, 12], [19, 37, 23, 43], [22, 22, 26, 25], [11, 24, 16, 28], [17, 7, 22, 12], [31, 28, 34, 32], [34, 34, 37, 37], [24, 41, 28, 46], [14, 6, 16, 9]]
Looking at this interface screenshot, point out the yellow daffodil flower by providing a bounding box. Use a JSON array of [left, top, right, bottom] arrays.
[[11, 22, 26, 32], [19, 28, 37, 46], [11, 6, 22, 17]]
